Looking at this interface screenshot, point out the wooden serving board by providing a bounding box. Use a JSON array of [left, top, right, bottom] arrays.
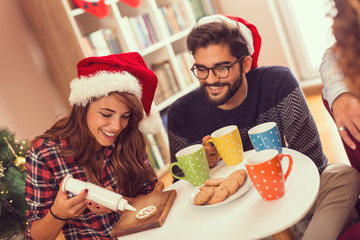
[[110, 182, 177, 238]]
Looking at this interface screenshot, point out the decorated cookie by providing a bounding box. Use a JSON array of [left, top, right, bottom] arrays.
[[136, 206, 158, 220]]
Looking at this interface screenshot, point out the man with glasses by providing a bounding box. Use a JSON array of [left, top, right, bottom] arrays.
[[167, 14, 360, 239]]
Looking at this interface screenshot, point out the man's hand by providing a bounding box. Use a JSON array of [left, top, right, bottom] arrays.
[[332, 92, 360, 150], [202, 135, 221, 168]]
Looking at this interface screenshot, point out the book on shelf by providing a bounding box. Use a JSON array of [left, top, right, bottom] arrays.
[[84, 28, 122, 56], [81, 36, 96, 56], [127, 14, 158, 49], [153, 65, 172, 103], [151, 61, 180, 104], [86, 29, 111, 56], [159, 6, 174, 35], [176, 1, 192, 29], [153, 132, 170, 164], [135, 15, 152, 47], [169, 3, 187, 31], [102, 29, 122, 54], [152, 72, 166, 105], [121, 16, 141, 51], [201, 0, 216, 15], [189, 0, 213, 21], [146, 134, 165, 169], [142, 14, 158, 44], [162, 61, 181, 93], [146, 145, 160, 170], [176, 52, 196, 86], [158, 2, 189, 36], [166, 5, 181, 33], [128, 16, 149, 49]]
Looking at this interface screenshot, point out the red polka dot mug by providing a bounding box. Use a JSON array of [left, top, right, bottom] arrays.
[[244, 149, 293, 201]]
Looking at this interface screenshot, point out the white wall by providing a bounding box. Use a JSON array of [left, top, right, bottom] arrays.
[[0, 1, 68, 140], [214, 0, 300, 79]]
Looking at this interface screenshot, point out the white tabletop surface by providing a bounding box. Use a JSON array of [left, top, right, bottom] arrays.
[[118, 148, 320, 240]]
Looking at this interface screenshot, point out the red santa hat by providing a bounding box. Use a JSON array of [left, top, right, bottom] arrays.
[[197, 14, 261, 69], [69, 52, 161, 134]]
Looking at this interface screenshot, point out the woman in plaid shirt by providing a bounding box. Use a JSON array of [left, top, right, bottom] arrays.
[[25, 52, 161, 239]]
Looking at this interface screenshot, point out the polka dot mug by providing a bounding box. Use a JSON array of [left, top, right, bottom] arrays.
[[205, 125, 244, 166], [170, 144, 210, 186], [248, 122, 282, 153], [245, 149, 293, 201]]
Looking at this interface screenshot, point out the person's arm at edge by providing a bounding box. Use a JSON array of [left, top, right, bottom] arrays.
[[320, 45, 360, 149]]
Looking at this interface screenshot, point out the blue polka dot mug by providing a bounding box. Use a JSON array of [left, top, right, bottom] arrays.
[[248, 122, 282, 153]]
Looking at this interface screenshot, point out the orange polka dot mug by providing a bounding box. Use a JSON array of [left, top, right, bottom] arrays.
[[206, 125, 244, 166], [244, 149, 293, 201], [169, 144, 210, 186]]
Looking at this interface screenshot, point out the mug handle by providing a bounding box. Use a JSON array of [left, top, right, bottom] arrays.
[[205, 139, 220, 157], [205, 138, 214, 146], [278, 153, 293, 180], [169, 162, 187, 181]]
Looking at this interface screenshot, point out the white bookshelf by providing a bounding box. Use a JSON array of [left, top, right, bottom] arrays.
[[19, 0, 216, 175]]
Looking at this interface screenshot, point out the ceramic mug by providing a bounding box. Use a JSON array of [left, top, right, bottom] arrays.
[[245, 149, 293, 201], [205, 125, 244, 166], [248, 122, 282, 153], [169, 144, 210, 186]]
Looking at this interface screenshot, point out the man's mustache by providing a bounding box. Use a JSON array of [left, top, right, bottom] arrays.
[[202, 82, 231, 87]]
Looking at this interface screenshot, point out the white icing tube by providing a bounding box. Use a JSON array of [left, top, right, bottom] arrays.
[[62, 174, 136, 212]]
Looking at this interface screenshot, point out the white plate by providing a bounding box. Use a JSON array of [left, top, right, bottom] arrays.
[[189, 172, 252, 207]]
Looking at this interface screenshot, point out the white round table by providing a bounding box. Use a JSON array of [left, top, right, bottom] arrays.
[[118, 148, 320, 240]]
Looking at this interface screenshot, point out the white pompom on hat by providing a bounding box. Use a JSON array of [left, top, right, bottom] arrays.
[[69, 52, 162, 134], [197, 14, 262, 69]]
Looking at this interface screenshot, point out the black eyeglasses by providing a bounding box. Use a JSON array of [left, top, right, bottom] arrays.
[[191, 56, 245, 80]]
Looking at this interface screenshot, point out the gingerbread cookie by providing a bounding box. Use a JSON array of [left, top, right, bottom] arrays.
[[207, 185, 229, 205], [194, 186, 214, 205], [228, 169, 247, 186], [204, 177, 225, 186], [136, 206, 158, 220], [219, 179, 240, 195], [193, 169, 248, 205], [199, 185, 215, 191]]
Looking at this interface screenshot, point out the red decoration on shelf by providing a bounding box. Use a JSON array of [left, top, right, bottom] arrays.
[[73, 0, 109, 18], [120, 0, 141, 8]]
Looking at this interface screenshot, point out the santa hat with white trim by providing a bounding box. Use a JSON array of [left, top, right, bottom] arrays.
[[69, 52, 161, 134], [197, 14, 261, 69]]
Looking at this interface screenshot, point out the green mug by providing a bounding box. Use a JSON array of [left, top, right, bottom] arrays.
[[169, 144, 210, 186]]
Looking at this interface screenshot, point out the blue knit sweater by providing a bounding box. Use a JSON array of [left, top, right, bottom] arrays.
[[167, 66, 327, 176]]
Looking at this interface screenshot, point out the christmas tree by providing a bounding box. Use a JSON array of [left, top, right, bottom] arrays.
[[0, 128, 29, 239]]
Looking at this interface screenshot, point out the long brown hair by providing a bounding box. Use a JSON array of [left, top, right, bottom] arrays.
[[332, 0, 360, 93], [31, 92, 156, 197]]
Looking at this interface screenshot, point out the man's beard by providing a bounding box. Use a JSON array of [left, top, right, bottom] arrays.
[[201, 74, 243, 106]]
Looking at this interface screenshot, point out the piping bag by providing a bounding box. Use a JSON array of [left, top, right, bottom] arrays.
[[62, 174, 136, 212]]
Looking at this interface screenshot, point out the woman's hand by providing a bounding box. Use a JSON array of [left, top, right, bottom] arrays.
[[50, 178, 88, 220], [84, 185, 113, 215], [202, 135, 221, 168]]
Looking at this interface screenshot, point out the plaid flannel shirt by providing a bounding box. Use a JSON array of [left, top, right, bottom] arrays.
[[25, 138, 156, 239], [320, 45, 350, 109]]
